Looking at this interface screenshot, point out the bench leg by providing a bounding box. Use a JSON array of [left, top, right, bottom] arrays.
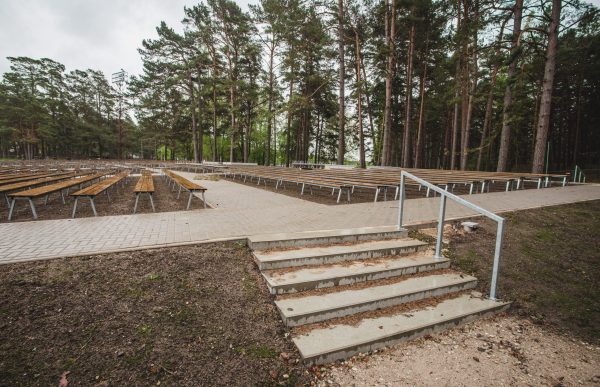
[[186, 191, 193, 210], [148, 193, 155, 212], [202, 191, 206, 209], [374, 189, 380, 202], [336, 188, 342, 203], [44, 194, 49, 206], [28, 198, 38, 219], [106, 190, 111, 203], [90, 197, 97, 216], [177, 185, 182, 199], [60, 189, 66, 204], [7, 198, 16, 221], [3, 193, 9, 207], [72, 197, 79, 218], [133, 193, 140, 214], [347, 188, 351, 202]]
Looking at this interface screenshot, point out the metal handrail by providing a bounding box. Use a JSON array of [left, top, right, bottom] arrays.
[[397, 171, 506, 300], [573, 165, 586, 183]]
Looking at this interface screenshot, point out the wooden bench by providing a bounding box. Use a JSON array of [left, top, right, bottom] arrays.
[[163, 169, 207, 209], [133, 171, 155, 213], [0, 172, 79, 207], [7, 172, 107, 220], [71, 171, 129, 218]]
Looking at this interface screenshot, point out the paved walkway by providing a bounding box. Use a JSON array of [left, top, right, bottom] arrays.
[[0, 180, 598, 265]]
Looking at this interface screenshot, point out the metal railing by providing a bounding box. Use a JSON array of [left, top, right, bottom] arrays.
[[573, 165, 586, 183], [397, 171, 506, 300]]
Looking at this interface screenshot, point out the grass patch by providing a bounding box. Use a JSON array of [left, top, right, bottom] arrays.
[[448, 200, 600, 343], [244, 345, 278, 359]]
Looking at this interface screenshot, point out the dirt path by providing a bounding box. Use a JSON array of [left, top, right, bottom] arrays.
[[323, 315, 600, 386]]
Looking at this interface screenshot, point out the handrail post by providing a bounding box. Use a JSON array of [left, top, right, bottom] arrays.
[[435, 194, 447, 259], [397, 173, 406, 229], [489, 219, 505, 300]]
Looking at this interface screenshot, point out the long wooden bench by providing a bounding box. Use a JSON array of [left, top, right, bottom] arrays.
[[71, 171, 129, 218], [0, 171, 68, 185], [7, 172, 108, 220], [134, 171, 155, 213], [163, 169, 207, 209], [0, 172, 80, 207]]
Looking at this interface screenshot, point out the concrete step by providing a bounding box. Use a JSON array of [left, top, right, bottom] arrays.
[[275, 273, 477, 327], [262, 255, 450, 294], [248, 226, 408, 250], [254, 238, 428, 270], [292, 293, 510, 364]]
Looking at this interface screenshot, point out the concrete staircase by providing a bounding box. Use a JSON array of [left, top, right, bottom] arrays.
[[249, 226, 510, 365]]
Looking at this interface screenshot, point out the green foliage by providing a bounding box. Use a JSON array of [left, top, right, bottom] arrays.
[[1, 0, 598, 167]]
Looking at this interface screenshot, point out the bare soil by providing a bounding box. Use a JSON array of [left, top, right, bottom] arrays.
[[445, 200, 600, 344], [0, 175, 208, 223], [0, 242, 311, 386]]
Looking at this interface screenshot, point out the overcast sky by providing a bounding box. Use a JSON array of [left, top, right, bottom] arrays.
[[0, 0, 253, 79], [1, 0, 598, 81]]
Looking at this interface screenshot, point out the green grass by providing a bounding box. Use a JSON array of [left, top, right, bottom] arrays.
[[449, 200, 600, 343]]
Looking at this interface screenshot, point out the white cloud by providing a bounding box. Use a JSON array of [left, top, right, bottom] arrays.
[[0, 0, 252, 79]]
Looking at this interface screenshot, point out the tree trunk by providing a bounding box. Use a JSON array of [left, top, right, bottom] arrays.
[[381, 0, 396, 166], [573, 73, 582, 165], [460, 26, 477, 171], [497, 0, 524, 172], [266, 39, 275, 166], [211, 58, 218, 162], [285, 74, 295, 167], [476, 14, 508, 171], [402, 23, 415, 168], [450, 86, 460, 170], [532, 0, 561, 173], [355, 29, 366, 168], [450, 1, 461, 170], [360, 55, 377, 163], [188, 77, 200, 163], [414, 59, 428, 169], [337, 0, 345, 165]]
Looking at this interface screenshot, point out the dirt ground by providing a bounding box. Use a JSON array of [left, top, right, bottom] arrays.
[[0, 242, 311, 386], [322, 314, 600, 386], [0, 175, 208, 223]]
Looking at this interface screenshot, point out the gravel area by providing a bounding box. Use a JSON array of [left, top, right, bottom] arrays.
[[322, 315, 600, 386]]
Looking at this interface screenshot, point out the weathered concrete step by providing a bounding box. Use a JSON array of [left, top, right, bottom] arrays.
[[254, 238, 428, 270], [293, 293, 510, 364], [262, 256, 450, 294], [275, 273, 477, 327], [248, 226, 408, 250]]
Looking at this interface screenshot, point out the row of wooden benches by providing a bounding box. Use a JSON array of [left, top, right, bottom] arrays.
[[222, 165, 570, 203], [3, 169, 208, 220]]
